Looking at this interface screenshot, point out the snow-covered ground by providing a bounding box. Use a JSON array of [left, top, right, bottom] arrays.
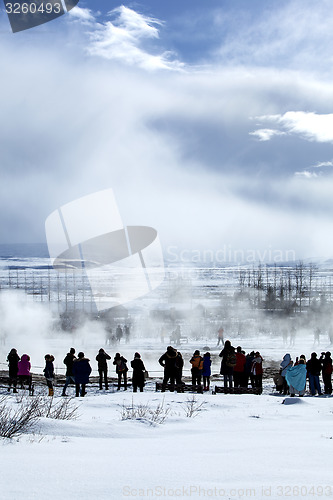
[[1, 384, 332, 500], [1, 270, 333, 499]]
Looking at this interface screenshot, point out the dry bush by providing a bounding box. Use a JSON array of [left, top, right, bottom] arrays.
[[119, 397, 170, 425], [182, 395, 206, 418], [36, 397, 80, 420], [0, 395, 80, 439], [0, 396, 40, 438]]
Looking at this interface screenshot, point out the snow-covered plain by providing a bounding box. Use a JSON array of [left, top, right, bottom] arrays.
[[1, 262, 333, 499], [1, 384, 333, 500], [1, 332, 333, 500]]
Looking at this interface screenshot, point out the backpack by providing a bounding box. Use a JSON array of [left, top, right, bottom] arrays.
[[226, 350, 237, 368], [191, 356, 203, 370], [117, 359, 126, 372]]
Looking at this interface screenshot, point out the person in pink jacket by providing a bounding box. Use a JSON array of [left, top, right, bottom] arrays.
[[17, 354, 32, 394]]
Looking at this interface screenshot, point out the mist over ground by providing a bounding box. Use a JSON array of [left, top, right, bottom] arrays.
[[1, 260, 332, 379]]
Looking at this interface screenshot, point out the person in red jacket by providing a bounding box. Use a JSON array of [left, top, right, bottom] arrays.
[[233, 346, 246, 388]]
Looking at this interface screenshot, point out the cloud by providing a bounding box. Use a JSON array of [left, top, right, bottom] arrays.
[[249, 128, 286, 142], [312, 160, 333, 168], [2, 2, 333, 260], [68, 6, 96, 24], [85, 6, 183, 71], [214, 0, 333, 77], [293, 159, 333, 179], [294, 171, 319, 179], [251, 112, 333, 144]]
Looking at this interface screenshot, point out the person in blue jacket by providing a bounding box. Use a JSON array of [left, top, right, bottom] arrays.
[[202, 352, 212, 391], [285, 357, 306, 397], [73, 352, 92, 397]]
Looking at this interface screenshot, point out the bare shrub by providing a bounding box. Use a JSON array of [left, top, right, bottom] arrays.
[[182, 395, 206, 418], [119, 397, 170, 425], [0, 395, 80, 439], [0, 397, 40, 438], [149, 400, 170, 424], [36, 397, 80, 420]]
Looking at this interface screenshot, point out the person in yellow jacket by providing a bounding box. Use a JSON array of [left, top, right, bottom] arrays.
[[190, 350, 204, 387]]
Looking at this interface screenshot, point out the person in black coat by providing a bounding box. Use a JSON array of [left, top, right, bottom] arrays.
[[62, 347, 76, 396], [219, 340, 236, 389], [44, 354, 55, 396], [96, 348, 111, 390], [7, 348, 20, 393], [113, 353, 128, 390], [244, 351, 255, 389], [131, 352, 146, 392], [175, 351, 184, 386], [73, 352, 92, 397], [306, 352, 322, 396], [159, 346, 178, 391], [320, 351, 332, 395]]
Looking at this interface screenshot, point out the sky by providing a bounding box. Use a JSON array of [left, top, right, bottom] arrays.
[[1, 0, 333, 262]]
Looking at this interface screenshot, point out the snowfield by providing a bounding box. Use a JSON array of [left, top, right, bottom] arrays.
[[1, 382, 332, 500], [1, 289, 333, 500]]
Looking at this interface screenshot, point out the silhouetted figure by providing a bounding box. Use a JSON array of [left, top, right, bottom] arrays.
[[217, 327, 224, 346], [17, 354, 32, 394], [320, 351, 332, 395], [314, 328, 320, 345], [233, 346, 246, 388], [219, 340, 236, 388], [44, 354, 55, 396], [174, 325, 181, 346], [7, 348, 20, 393], [96, 348, 111, 390], [62, 347, 76, 396], [105, 326, 113, 346], [73, 352, 92, 397], [159, 346, 178, 392], [306, 352, 322, 396], [175, 351, 184, 386], [251, 352, 263, 393], [124, 325, 130, 344], [190, 350, 203, 386], [244, 352, 254, 388], [280, 354, 293, 395], [113, 353, 128, 390], [202, 352, 211, 391], [290, 326, 296, 346], [116, 325, 123, 343], [131, 352, 146, 392]]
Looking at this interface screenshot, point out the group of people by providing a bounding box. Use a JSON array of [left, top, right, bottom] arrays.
[[7, 349, 33, 394], [6, 348, 146, 397], [5, 344, 333, 398], [61, 349, 147, 396], [157, 341, 263, 392], [105, 324, 131, 346], [219, 341, 263, 392], [158, 346, 213, 391], [277, 351, 332, 397]]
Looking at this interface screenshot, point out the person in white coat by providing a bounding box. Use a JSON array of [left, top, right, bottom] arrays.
[[280, 353, 293, 395]]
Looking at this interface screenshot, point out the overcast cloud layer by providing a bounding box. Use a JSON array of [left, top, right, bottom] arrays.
[[1, 0, 333, 261]]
